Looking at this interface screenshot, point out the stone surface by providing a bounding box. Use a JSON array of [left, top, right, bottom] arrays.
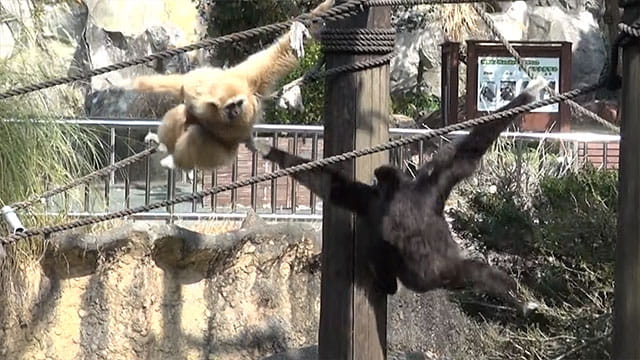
[[528, 7, 607, 90], [84, 0, 199, 41], [0, 211, 494, 360], [83, 22, 192, 117], [391, 28, 445, 96], [533, 0, 604, 16], [1, 215, 321, 360], [487, 1, 529, 41], [389, 1, 608, 103], [0, 22, 14, 59]]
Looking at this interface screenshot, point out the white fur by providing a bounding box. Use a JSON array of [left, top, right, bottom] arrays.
[[250, 138, 272, 157], [144, 132, 160, 144], [522, 301, 540, 316], [144, 132, 168, 152], [290, 22, 311, 59], [160, 155, 176, 169], [225, 94, 248, 107], [277, 84, 305, 112]]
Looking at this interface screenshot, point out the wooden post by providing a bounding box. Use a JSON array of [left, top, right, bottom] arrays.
[[614, 1, 640, 358], [605, 0, 622, 69], [318, 2, 391, 360], [441, 42, 460, 126]]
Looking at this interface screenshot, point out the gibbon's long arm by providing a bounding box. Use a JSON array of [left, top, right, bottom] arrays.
[[130, 67, 223, 97], [228, 0, 334, 96], [229, 26, 304, 97], [130, 73, 186, 96], [256, 142, 376, 215], [417, 77, 548, 214]]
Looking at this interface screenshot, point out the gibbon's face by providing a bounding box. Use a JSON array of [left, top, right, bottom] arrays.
[[182, 77, 257, 127], [373, 165, 405, 198], [374, 165, 403, 184]]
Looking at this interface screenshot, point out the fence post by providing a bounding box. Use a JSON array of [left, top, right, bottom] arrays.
[[614, 1, 640, 358], [318, 2, 391, 359]]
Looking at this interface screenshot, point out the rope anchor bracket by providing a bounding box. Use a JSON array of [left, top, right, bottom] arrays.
[[2, 206, 25, 234]]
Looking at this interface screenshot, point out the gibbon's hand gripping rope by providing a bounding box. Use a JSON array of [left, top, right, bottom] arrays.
[[471, 4, 621, 134], [0, 0, 487, 101], [0, 80, 603, 246]]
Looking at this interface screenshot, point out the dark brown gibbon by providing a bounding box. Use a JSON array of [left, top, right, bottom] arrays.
[[251, 77, 548, 316]]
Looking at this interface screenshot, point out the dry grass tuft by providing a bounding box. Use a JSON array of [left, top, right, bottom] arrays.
[[440, 3, 489, 42], [0, 26, 104, 324]]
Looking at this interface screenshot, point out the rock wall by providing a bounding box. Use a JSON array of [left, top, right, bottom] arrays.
[[0, 212, 490, 360], [390, 1, 611, 99], [0, 215, 321, 360]]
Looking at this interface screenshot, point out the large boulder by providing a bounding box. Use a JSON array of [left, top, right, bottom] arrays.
[[82, 0, 201, 118], [84, 0, 200, 42], [0, 22, 14, 59], [390, 26, 445, 96], [527, 7, 607, 90], [487, 1, 529, 41], [390, 4, 488, 97], [533, 0, 604, 16]]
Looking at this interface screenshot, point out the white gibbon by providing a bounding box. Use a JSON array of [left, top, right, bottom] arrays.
[[132, 0, 334, 171]]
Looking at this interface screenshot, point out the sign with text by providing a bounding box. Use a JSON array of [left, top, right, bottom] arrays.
[[477, 56, 560, 113]]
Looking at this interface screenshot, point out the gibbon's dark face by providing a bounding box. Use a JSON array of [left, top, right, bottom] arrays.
[[373, 165, 403, 185]]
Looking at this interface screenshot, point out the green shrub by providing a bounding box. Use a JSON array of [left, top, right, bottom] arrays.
[[391, 90, 440, 119], [449, 144, 616, 359]]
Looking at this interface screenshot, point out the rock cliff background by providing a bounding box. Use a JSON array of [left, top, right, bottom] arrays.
[[0, 0, 620, 125], [0, 1, 618, 359]]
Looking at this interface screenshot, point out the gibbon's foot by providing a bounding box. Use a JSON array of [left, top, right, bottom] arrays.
[[290, 22, 311, 59], [277, 83, 304, 112], [144, 132, 160, 144], [159, 155, 177, 169], [249, 138, 273, 157], [144, 132, 168, 152]]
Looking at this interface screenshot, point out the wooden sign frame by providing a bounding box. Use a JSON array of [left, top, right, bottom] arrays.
[[465, 40, 572, 132]]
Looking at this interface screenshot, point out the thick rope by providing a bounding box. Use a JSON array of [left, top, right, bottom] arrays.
[[472, 4, 621, 134], [9, 145, 159, 211], [607, 19, 640, 90], [0, 80, 602, 245], [270, 52, 396, 100], [322, 44, 397, 53], [321, 28, 396, 53], [0, 0, 495, 101], [304, 52, 396, 82], [619, 21, 640, 38], [367, 0, 488, 5]]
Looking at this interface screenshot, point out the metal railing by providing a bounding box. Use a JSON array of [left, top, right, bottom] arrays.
[[35, 118, 620, 222]]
